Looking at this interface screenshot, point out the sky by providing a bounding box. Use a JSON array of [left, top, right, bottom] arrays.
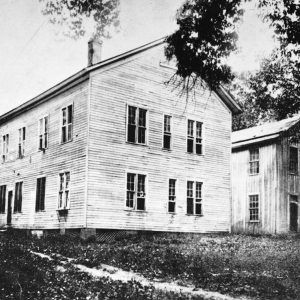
[[0, 0, 276, 115]]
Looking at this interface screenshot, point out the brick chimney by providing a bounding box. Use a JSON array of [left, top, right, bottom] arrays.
[[88, 39, 102, 67]]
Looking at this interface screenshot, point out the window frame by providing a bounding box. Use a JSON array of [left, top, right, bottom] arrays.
[[125, 170, 148, 212], [168, 178, 176, 213], [2, 134, 9, 163], [289, 146, 298, 175], [186, 179, 203, 216], [186, 119, 204, 155], [35, 176, 46, 212], [0, 185, 6, 214], [38, 115, 49, 151], [60, 104, 74, 144], [18, 127, 26, 159], [249, 194, 259, 222], [13, 181, 23, 214], [162, 114, 173, 150], [57, 171, 71, 210], [249, 148, 260, 175], [126, 104, 148, 146]]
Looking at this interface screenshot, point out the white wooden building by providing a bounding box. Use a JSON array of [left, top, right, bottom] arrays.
[[0, 38, 241, 234], [232, 116, 300, 234]]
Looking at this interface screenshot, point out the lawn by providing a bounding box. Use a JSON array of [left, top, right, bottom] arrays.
[[0, 231, 299, 299]]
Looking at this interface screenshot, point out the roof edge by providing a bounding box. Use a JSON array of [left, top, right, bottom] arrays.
[[0, 37, 167, 125], [214, 86, 242, 115]]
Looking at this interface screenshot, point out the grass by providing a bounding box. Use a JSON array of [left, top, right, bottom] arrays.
[[1, 231, 300, 299]]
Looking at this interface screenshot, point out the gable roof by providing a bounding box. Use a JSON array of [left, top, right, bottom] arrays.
[[0, 37, 241, 125], [232, 115, 300, 149]]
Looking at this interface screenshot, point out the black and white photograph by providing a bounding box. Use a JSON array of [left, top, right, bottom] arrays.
[[0, 0, 299, 299]]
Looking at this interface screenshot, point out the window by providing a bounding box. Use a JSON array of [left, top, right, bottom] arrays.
[[127, 106, 147, 144], [187, 181, 203, 215], [14, 182, 23, 213], [36, 177, 46, 212], [187, 120, 203, 154], [249, 148, 259, 175], [58, 172, 70, 209], [18, 127, 26, 158], [2, 134, 9, 162], [0, 185, 6, 214], [168, 179, 176, 213], [289, 147, 298, 174], [249, 194, 259, 221], [126, 173, 146, 210], [61, 104, 73, 143], [163, 115, 172, 149], [39, 116, 49, 150]]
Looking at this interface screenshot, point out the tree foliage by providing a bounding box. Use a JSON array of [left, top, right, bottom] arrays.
[[165, 0, 243, 90], [39, 0, 120, 39], [165, 0, 300, 94], [232, 48, 300, 130]]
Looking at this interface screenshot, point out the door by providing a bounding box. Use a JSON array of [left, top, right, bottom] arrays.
[[7, 191, 12, 225], [290, 196, 298, 232]]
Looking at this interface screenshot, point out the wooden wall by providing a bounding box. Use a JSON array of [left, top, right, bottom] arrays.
[[86, 45, 233, 233], [232, 137, 300, 234], [0, 81, 89, 229]]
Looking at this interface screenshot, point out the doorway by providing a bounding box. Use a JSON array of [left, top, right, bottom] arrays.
[[7, 191, 12, 226], [290, 195, 298, 232]]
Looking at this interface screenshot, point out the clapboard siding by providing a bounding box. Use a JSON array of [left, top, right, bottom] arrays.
[[0, 81, 89, 229], [86, 45, 232, 232]]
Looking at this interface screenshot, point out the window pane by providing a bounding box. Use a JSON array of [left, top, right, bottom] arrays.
[[196, 182, 202, 198], [196, 122, 202, 138], [127, 124, 136, 143], [195, 203, 202, 215], [138, 109, 147, 127], [187, 181, 193, 197], [137, 197, 145, 210], [62, 127, 67, 143], [62, 108, 67, 125], [138, 127, 146, 144], [65, 172, 70, 189], [67, 124, 72, 141], [168, 201, 175, 213], [187, 138, 194, 153], [188, 120, 194, 136], [196, 142, 202, 155], [23, 127, 26, 141], [163, 134, 171, 149], [289, 147, 298, 173], [187, 198, 193, 214], [67, 105, 73, 124], [137, 175, 145, 195], [128, 106, 136, 124], [126, 191, 134, 208], [127, 173, 135, 191], [164, 115, 171, 133]]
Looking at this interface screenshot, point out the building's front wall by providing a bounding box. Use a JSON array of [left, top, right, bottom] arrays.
[[232, 142, 279, 234], [232, 138, 300, 234], [0, 81, 89, 229], [86, 45, 233, 232]]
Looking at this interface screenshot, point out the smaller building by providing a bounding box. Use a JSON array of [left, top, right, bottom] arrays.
[[232, 116, 300, 234]]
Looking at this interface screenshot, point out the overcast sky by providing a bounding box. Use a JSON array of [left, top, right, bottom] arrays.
[[0, 0, 276, 115]]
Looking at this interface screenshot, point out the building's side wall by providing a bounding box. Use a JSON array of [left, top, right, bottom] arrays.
[[232, 142, 279, 234], [86, 45, 232, 232], [0, 81, 89, 229]]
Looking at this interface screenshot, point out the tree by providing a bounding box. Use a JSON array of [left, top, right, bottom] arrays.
[[232, 49, 300, 130], [165, 0, 300, 91], [165, 0, 243, 91], [39, 0, 120, 39]]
